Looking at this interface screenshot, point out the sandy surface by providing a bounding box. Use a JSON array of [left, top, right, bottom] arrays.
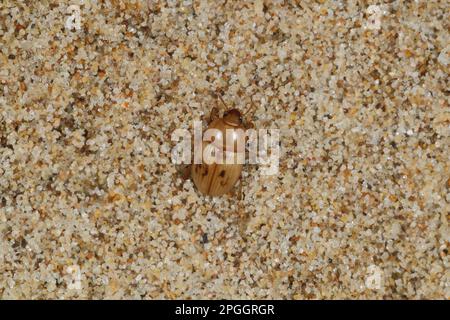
[[0, 0, 449, 299]]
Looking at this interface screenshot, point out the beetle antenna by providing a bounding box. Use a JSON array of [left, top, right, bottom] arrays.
[[243, 95, 258, 116], [217, 94, 229, 111]]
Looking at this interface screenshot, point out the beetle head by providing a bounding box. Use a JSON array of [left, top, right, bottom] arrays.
[[223, 109, 242, 126]]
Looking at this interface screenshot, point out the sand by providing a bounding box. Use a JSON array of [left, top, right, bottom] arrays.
[[0, 0, 448, 299]]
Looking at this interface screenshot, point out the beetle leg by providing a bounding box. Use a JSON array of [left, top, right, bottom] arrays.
[[243, 97, 257, 129], [245, 118, 255, 130], [237, 178, 243, 201], [176, 164, 191, 180], [209, 106, 220, 122], [237, 193, 250, 237]]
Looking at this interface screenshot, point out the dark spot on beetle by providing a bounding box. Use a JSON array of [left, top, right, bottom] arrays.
[[219, 170, 226, 177]]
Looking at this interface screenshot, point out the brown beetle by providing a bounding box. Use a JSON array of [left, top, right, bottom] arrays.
[[180, 95, 256, 197]]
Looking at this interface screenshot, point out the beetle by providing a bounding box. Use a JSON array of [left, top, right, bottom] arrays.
[[179, 94, 256, 197]]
